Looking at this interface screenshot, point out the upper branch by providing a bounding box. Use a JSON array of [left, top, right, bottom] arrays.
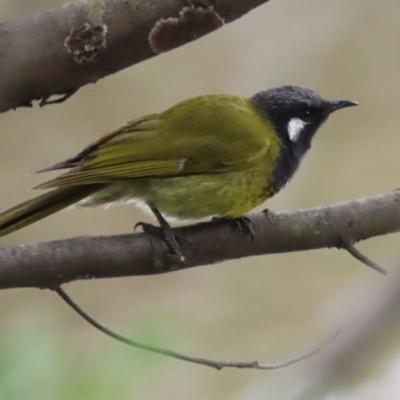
[[0, 0, 269, 113], [0, 191, 399, 290]]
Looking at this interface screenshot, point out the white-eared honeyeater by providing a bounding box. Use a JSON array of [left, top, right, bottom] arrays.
[[0, 86, 357, 257]]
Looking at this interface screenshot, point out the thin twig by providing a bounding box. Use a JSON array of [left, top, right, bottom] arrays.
[[344, 242, 388, 275], [54, 286, 344, 370]]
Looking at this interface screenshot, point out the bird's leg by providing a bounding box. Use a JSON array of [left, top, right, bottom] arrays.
[[213, 216, 256, 241], [135, 204, 188, 261]]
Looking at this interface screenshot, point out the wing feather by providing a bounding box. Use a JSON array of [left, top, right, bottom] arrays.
[[36, 96, 273, 189]]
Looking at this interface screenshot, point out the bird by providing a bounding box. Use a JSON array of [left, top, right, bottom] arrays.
[[0, 85, 357, 258]]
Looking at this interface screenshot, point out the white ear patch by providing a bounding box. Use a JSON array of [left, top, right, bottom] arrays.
[[287, 118, 307, 142]]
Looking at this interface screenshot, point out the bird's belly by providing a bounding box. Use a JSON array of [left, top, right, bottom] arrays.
[[81, 171, 274, 220]]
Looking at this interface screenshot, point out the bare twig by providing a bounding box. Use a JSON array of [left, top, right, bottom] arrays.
[[55, 286, 345, 370], [344, 242, 388, 275]]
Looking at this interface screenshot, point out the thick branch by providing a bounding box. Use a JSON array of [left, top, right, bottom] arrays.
[[0, 0, 269, 113], [0, 191, 399, 290]]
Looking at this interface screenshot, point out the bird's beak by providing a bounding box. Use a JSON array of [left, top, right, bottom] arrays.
[[329, 100, 359, 113]]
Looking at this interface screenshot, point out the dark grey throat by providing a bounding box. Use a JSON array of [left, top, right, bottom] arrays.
[[270, 118, 324, 191], [270, 139, 305, 191]]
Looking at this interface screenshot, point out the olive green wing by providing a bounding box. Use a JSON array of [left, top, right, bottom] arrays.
[[36, 95, 274, 189]]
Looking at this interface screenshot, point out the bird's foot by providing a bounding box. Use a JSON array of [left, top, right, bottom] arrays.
[[134, 222, 190, 262], [214, 216, 256, 241]]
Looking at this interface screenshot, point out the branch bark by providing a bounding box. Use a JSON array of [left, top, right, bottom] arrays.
[[0, 0, 269, 113], [0, 191, 399, 291]]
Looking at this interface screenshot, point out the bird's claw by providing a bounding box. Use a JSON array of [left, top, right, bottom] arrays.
[[231, 216, 255, 240], [134, 222, 190, 262], [215, 216, 256, 241]]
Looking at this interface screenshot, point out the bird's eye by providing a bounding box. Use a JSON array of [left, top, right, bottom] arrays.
[[301, 108, 316, 122]]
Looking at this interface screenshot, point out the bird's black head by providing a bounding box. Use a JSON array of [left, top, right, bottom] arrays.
[[251, 85, 357, 189]]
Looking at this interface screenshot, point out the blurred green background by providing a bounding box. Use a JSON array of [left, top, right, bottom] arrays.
[[1, 0, 400, 399]]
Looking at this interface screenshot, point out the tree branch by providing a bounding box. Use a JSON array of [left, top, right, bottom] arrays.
[[0, 191, 398, 290], [0, 0, 270, 113]]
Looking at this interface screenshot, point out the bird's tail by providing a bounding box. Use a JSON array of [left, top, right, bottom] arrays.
[[0, 185, 100, 238]]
